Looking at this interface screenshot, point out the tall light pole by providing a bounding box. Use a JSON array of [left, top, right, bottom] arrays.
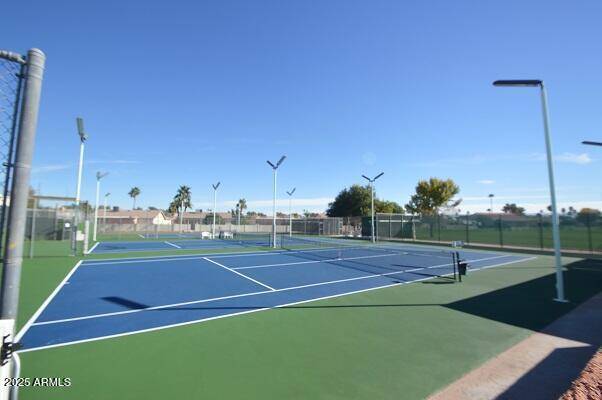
[[488, 193, 494, 213], [71, 117, 87, 255], [92, 171, 109, 241], [236, 202, 241, 231], [267, 155, 286, 248], [286, 188, 296, 237], [103, 192, 110, 231], [212, 182, 221, 238], [362, 172, 384, 243], [494, 79, 566, 302]]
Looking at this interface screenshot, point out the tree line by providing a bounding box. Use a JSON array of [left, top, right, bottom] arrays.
[[326, 177, 460, 217]]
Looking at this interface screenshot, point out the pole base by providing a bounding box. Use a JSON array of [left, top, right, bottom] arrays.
[[553, 297, 569, 303]]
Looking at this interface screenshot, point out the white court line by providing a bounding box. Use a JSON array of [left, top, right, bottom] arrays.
[[32, 288, 273, 326], [203, 257, 276, 291], [30, 254, 514, 327], [164, 241, 182, 249], [138, 234, 145, 238], [87, 242, 100, 254], [19, 255, 537, 353], [15, 260, 84, 342]]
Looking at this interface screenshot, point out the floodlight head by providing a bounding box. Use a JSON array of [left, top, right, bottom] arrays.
[[493, 80, 542, 87], [105, 192, 111, 197], [276, 155, 286, 167], [361, 175, 370, 181], [96, 171, 109, 180], [374, 172, 384, 181], [582, 140, 602, 147], [488, 193, 494, 198], [76, 117, 88, 142], [213, 182, 221, 190], [267, 160, 275, 168]]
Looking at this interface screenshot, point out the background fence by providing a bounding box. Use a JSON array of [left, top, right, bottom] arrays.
[[97, 217, 360, 240], [373, 212, 602, 254], [23, 197, 89, 258]]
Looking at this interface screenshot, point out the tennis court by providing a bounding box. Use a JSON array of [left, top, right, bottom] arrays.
[[17, 242, 532, 352], [89, 232, 274, 253]]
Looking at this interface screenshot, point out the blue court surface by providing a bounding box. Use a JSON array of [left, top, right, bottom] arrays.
[[17, 244, 533, 352], [89, 238, 261, 254]]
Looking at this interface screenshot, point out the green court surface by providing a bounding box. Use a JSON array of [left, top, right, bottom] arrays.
[[13, 248, 602, 400]]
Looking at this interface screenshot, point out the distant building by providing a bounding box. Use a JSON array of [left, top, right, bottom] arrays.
[[103, 210, 171, 225]]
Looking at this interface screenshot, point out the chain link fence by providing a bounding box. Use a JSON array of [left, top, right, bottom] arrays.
[[24, 196, 90, 257], [374, 212, 602, 254], [96, 216, 358, 240], [0, 53, 24, 259]]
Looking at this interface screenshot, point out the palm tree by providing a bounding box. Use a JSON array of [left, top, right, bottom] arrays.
[[128, 187, 141, 210], [168, 185, 192, 215], [238, 198, 247, 215]]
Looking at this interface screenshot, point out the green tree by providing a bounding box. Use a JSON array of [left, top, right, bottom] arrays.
[[168, 185, 192, 214], [405, 178, 461, 215], [238, 198, 247, 214], [326, 185, 372, 217], [375, 199, 404, 214], [576, 208, 601, 225], [128, 187, 141, 210], [203, 214, 224, 224], [502, 203, 526, 215]]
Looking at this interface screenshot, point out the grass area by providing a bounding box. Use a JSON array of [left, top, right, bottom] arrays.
[[412, 225, 602, 252], [14, 251, 602, 399]]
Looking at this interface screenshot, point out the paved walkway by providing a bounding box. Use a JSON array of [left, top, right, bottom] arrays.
[[429, 292, 602, 400]]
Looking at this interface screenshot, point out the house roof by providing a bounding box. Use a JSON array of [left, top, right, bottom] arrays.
[[103, 210, 166, 219]]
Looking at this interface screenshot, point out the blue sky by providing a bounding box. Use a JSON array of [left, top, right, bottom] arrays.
[[3, 1, 602, 214]]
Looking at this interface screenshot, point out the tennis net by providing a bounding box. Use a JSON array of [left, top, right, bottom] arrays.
[[232, 232, 275, 247], [279, 234, 459, 279]]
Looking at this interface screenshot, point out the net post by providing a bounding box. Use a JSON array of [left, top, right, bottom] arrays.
[[456, 251, 461, 282]]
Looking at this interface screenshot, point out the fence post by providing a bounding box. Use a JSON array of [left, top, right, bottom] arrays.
[[389, 214, 392, 239], [29, 199, 37, 258], [465, 212, 470, 243], [83, 220, 90, 255], [586, 212, 593, 253], [498, 215, 504, 247], [437, 213, 441, 242], [538, 213, 544, 250]]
